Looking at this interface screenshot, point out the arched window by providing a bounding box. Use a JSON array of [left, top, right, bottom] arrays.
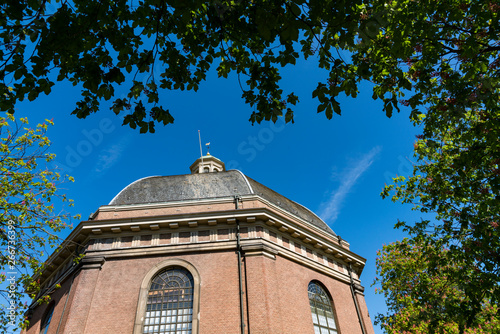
[[308, 281, 338, 334], [142, 267, 194, 334], [39, 302, 55, 334]]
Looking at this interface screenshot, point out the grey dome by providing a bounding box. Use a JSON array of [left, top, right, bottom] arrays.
[[108, 170, 335, 236]]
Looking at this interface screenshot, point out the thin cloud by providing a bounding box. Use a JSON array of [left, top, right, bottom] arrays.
[[319, 146, 382, 223], [92, 135, 132, 175]]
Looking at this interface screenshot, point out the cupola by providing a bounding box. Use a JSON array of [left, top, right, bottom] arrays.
[[189, 154, 226, 174]]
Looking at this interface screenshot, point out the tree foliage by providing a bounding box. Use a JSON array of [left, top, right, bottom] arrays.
[[0, 114, 77, 332], [374, 0, 500, 330], [2, 0, 380, 132], [380, 106, 500, 329], [2, 1, 497, 128], [375, 237, 500, 333]]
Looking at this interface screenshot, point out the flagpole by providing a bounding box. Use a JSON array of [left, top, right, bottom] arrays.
[[198, 130, 204, 173]]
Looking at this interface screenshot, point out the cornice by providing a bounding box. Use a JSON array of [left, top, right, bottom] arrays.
[[80, 209, 363, 263], [33, 206, 366, 298]]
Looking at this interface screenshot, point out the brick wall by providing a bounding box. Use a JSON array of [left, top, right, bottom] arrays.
[[24, 245, 373, 334]]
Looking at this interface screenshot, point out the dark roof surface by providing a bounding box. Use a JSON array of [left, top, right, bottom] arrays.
[[107, 170, 335, 235]]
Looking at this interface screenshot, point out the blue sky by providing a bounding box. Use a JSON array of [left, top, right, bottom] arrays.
[[16, 55, 424, 333]]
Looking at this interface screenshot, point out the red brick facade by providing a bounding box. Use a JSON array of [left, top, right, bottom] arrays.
[[24, 159, 374, 334]]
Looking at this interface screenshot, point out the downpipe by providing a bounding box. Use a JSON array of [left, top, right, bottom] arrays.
[[349, 264, 366, 334], [235, 195, 246, 334]]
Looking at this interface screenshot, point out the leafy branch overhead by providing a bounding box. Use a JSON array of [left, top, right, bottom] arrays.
[[3, 0, 339, 132], [2, 1, 498, 132]]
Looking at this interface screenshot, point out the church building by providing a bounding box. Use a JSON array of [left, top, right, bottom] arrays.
[[24, 155, 374, 334]]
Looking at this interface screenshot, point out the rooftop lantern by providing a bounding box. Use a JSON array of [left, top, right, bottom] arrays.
[[189, 154, 226, 174]]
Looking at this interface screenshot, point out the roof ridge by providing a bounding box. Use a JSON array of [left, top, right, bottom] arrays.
[[291, 200, 336, 236], [108, 175, 161, 205], [230, 169, 254, 194]]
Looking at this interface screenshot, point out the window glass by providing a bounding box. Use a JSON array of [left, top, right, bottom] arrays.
[[308, 281, 338, 334], [40, 303, 55, 334], [143, 267, 194, 334]]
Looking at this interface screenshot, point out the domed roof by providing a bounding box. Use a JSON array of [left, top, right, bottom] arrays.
[[108, 169, 335, 236]]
